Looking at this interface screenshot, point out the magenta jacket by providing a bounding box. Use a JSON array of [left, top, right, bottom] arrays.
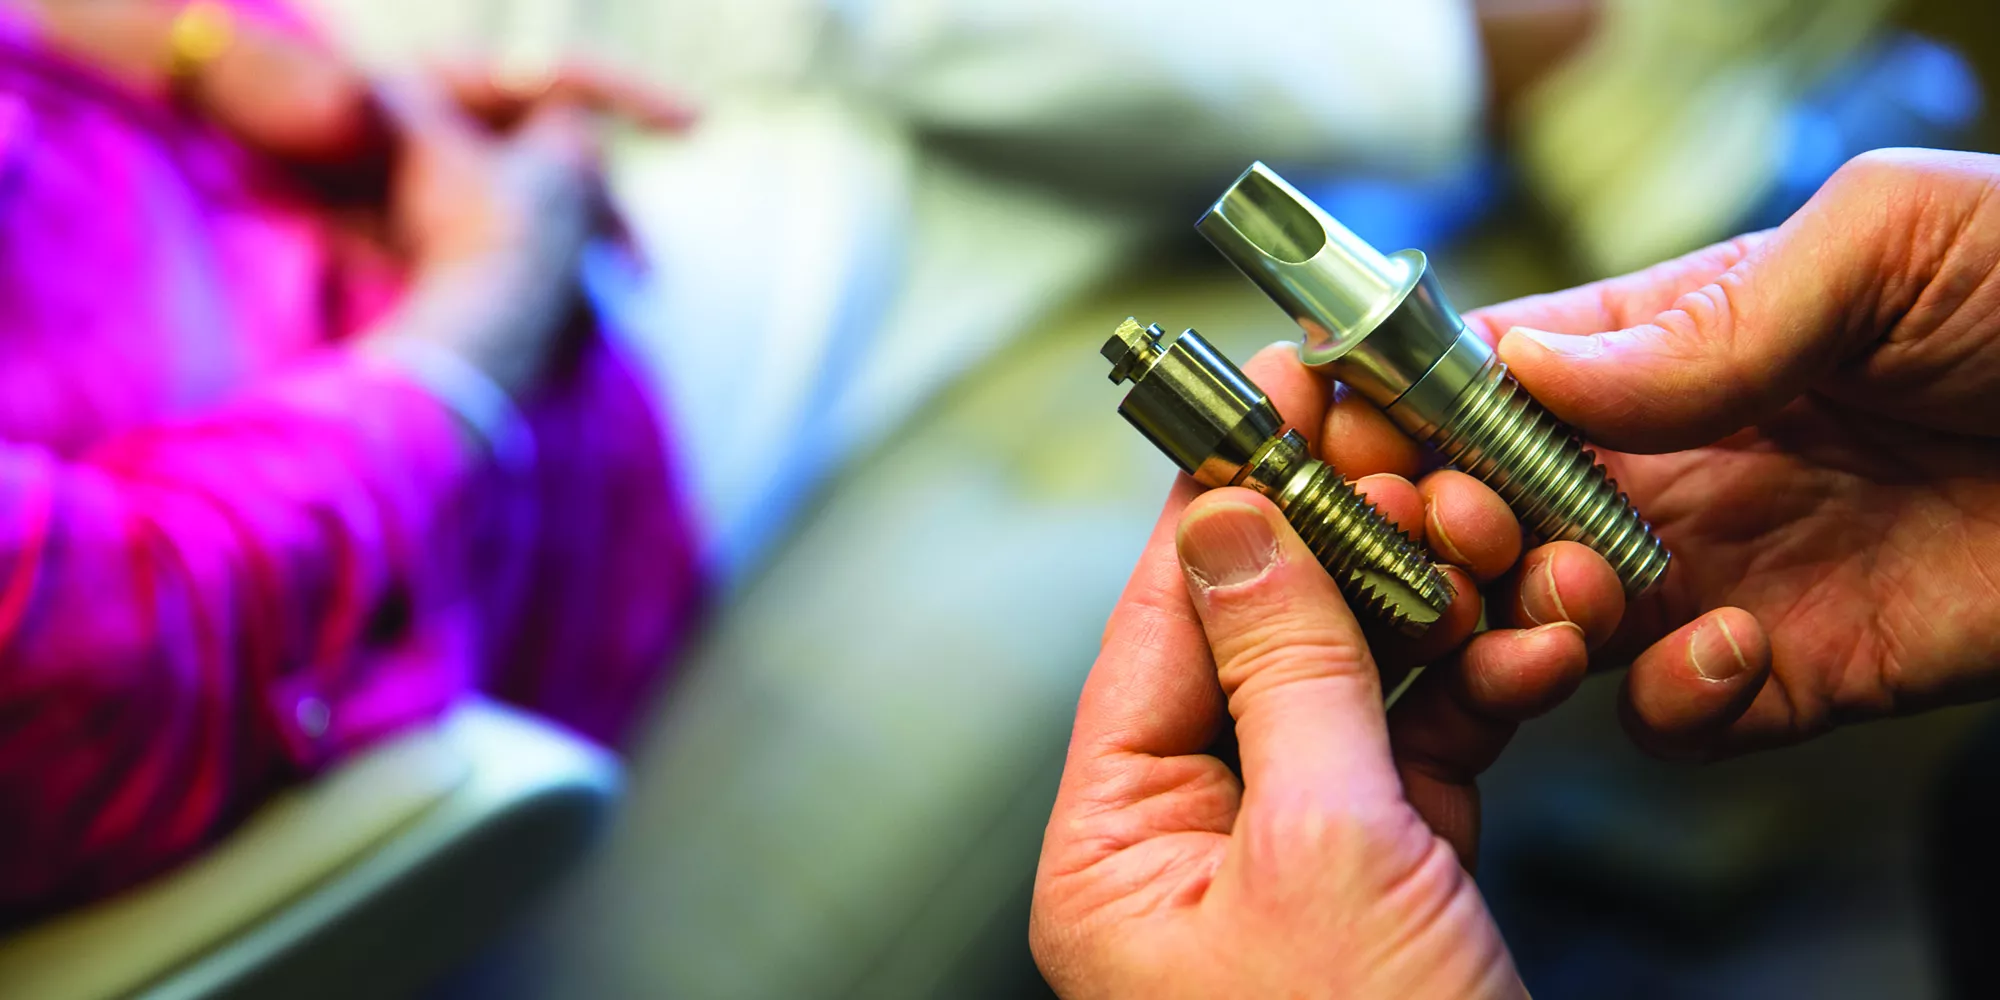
[[0, 10, 702, 919]]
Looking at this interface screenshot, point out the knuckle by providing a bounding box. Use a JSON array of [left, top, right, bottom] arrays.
[[1217, 626, 1371, 701], [1671, 273, 1743, 343], [1830, 147, 1930, 191], [1823, 149, 1977, 234], [1664, 273, 1773, 403]]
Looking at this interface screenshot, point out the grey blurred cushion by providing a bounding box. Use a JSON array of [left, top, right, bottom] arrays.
[[0, 698, 618, 1000]]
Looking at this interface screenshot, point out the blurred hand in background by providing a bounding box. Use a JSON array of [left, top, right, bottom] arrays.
[[359, 64, 689, 395], [364, 79, 609, 397], [25, 0, 690, 396]]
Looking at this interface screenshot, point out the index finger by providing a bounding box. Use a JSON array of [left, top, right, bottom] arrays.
[[437, 61, 697, 133]]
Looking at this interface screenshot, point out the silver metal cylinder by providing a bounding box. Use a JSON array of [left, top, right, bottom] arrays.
[[1198, 163, 1670, 596], [1103, 320, 1453, 637]]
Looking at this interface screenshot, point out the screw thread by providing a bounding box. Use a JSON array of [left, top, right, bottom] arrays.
[[1424, 359, 1670, 595], [1273, 461, 1454, 637]]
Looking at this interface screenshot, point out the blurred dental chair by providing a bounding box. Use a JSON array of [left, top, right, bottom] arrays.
[[0, 699, 619, 1000]]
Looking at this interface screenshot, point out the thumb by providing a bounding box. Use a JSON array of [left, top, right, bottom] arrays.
[[1494, 238, 1855, 454], [1492, 149, 1989, 454], [1176, 490, 1404, 815]]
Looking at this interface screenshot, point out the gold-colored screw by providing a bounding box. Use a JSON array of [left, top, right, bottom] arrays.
[[1103, 319, 1453, 637]]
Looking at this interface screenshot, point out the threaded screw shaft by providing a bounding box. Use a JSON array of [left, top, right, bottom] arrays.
[[1265, 461, 1455, 638], [1422, 359, 1670, 595]]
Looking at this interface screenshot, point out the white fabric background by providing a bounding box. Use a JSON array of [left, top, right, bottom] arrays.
[[296, 0, 1486, 580]]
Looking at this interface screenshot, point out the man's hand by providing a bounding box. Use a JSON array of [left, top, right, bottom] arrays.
[[1031, 347, 1625, 998], [1465, 147, 2000, 759]]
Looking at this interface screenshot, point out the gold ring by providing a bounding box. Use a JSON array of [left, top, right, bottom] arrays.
[[165, 0, 235, 84]]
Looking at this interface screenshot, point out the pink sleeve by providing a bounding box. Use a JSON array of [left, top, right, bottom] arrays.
[[0, 353, 483, 917]]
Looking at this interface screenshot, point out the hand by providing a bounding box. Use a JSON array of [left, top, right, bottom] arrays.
[[1031, 347, 1627, 998], [1460, 147, 2000, 759], [27, 1, 694, 398], [361, 66, 688, 396], [25, 1, 691, 165]]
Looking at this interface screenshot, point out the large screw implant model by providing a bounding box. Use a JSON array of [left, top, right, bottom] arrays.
[[1198, 163, 1671, 596], [1103, 319, 1453, 637]]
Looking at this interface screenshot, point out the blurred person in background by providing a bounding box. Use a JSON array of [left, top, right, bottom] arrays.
[[0, 0, 701, 920], [1032, 146, 2000, 996], [0, 0, 1614, 928]]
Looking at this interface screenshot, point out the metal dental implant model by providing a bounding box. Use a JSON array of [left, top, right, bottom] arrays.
[[1198, 164, 1671, 596], [1103, 319, 1453, 637]]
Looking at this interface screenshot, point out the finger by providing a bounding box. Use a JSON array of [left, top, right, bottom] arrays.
[[1419, 470, 1521, 583], [1066, 478, 1222, 765], [1351, 474, 1423, 538], [1501, 541, 1625, 650], [1396, 761, 1484, 870], [1490, 151, 2000, 451], [540, 64, 697, 130], [1372, 564, 1482, 671], [1389, 622, 1590, 866], [1176, 490, 1402, 812], [1619, 608, 1772, 760], [1241, 342, 1329, 453], [1452, 622, 1592, 721], [438, 61, 697, 133], [1320, 384, 1425, 480]]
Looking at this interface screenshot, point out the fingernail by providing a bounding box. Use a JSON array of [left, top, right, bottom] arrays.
[[1179, 502, 1279, 592], [1687, 617, 1748, 682], [1521, 556, 1572, 626], [1530, 621, 1587, 642], [1510, 327, 1604, 360]]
